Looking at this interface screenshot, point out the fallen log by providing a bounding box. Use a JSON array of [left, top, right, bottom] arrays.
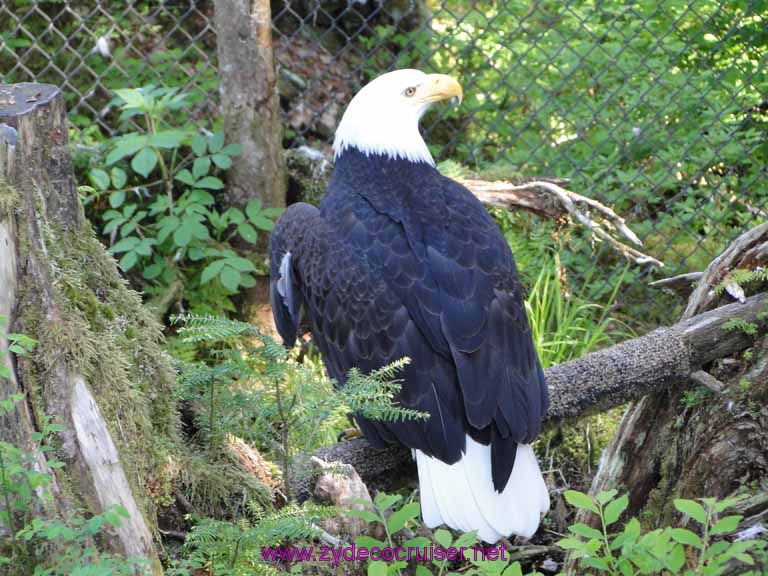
[[293, 291, 767, 499]]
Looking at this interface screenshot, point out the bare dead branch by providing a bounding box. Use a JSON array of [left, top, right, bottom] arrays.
[[459, 178, 663, 268]]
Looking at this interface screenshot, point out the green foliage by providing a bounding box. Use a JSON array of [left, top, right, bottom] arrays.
[[0, 316, 37, 380], [714, 268, 768, 297], [560, 489, 766, 575], [177, 503, 336, 576], [0, 395, 144, 575], [171, 315, 427, 495], [722, 318, 759, 337], [81, 87, 281, 315]]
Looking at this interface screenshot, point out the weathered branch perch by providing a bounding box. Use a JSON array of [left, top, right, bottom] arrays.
[[293, 292, 767, 499], [458, 178, 663, 268]]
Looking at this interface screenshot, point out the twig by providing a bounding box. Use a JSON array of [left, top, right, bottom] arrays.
[[689, 370, 725, 394], [650, 272, 703, 289]]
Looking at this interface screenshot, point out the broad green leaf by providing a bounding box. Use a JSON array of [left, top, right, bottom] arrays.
[[558, 536, 588, 551], [240, 273, 256, 288], [386, 502, 419, 533], [667, 543, 686, 573], [245, 199, 263, 221], [251, 216, 274, 231], [134, 239, 155, 257], [149, 130, 188, 148], [238, 222, 258, 243], [175, 169, 196, 186], [131, 147, 158, 178], [564, 490, 599, 514], [227, 257, 257, 272], [143, 263, 163, 280], [119, 251, 138, 271], [191, 134, 207, 156], [374, 492, 401, 512], [434, 528, 453, 548], [219, 266, 241, 291], [415, 565, 432, 576], [114, 89, 145, 109], [221, 143, 243, 156], [710, 515, 741, 535], [109, 237, 140, 253], [109, 190, 126, 209], [596, 489, 619, 505], [173, 224, 192, 247], [209, 131, 225, 153], [674, 499, 707, 524], [670, 528, 702, 548], [89, 169, 110, 191], [582, 557, 610, 571], [604, 493, 629, 526], [193, 156, 211, 179], [106, 134, 147, 165], [568, 523, 603, 540], [344, 508, 379, 524], [261, 207, 284, 218], [111, 167, 127, 189], [368, 561, 387, 576], [195, 176, 224, 190], [227, 208, 245, 224], [211, 154, 232, 169], [453, 530, 477, 549]]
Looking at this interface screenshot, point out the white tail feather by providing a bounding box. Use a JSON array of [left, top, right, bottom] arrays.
[[415, 435, 549, 543]]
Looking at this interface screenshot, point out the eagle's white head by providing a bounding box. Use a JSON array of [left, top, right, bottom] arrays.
[[333, 69, 463, 166]]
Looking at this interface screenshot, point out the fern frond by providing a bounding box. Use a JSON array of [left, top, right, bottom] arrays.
[[714, 268, 768, 296], [172, 313, 262, 343]]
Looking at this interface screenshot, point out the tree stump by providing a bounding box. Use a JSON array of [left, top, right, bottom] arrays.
[[0, 83, 176, 573]]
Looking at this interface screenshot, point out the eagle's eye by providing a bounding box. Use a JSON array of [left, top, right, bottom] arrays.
[[404, 86, 417, 97]]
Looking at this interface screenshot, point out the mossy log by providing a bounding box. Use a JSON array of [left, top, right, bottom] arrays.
[[293, 287, 768, 499], [0, 83, 177, 573]]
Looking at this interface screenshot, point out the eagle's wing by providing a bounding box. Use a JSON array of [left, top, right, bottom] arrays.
[[321, 171, 548, 490], [269, 202, 467, 463]]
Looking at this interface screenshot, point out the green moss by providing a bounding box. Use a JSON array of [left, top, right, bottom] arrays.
[[285, 149, 332, 207], [11, 212, 182, 535]]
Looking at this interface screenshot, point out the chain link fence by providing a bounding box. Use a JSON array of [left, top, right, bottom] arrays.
[[2, 0, 766, 286]]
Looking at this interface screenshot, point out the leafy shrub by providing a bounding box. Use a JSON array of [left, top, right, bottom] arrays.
[[560, 489, 766, 575], [81, 87, 281, 315]]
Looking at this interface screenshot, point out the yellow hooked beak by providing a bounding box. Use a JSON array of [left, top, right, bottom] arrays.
[[417, 74, 463, 105]]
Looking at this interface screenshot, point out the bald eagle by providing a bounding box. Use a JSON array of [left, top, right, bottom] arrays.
[[269, 70, 549, 542]]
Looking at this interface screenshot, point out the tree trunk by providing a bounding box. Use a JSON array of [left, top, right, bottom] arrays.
[[566, 223, 768, 571], [214, 0, 286, 210], [0, 83, 176, 573], [292, 287, 767, 499]]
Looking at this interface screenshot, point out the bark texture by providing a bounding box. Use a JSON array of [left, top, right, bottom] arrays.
[[0, 83, 177, 573], [215, 0, 286, 210], [585, 223, 768, 528], [292, 290, 767, 499]]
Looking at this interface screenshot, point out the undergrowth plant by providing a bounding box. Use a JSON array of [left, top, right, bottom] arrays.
[[81, 86, 282, 315], [171, 315, 427, 496], [173, 502, 337, 576], [560, 489, 766, 575], [0, 395, 142, 575]]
